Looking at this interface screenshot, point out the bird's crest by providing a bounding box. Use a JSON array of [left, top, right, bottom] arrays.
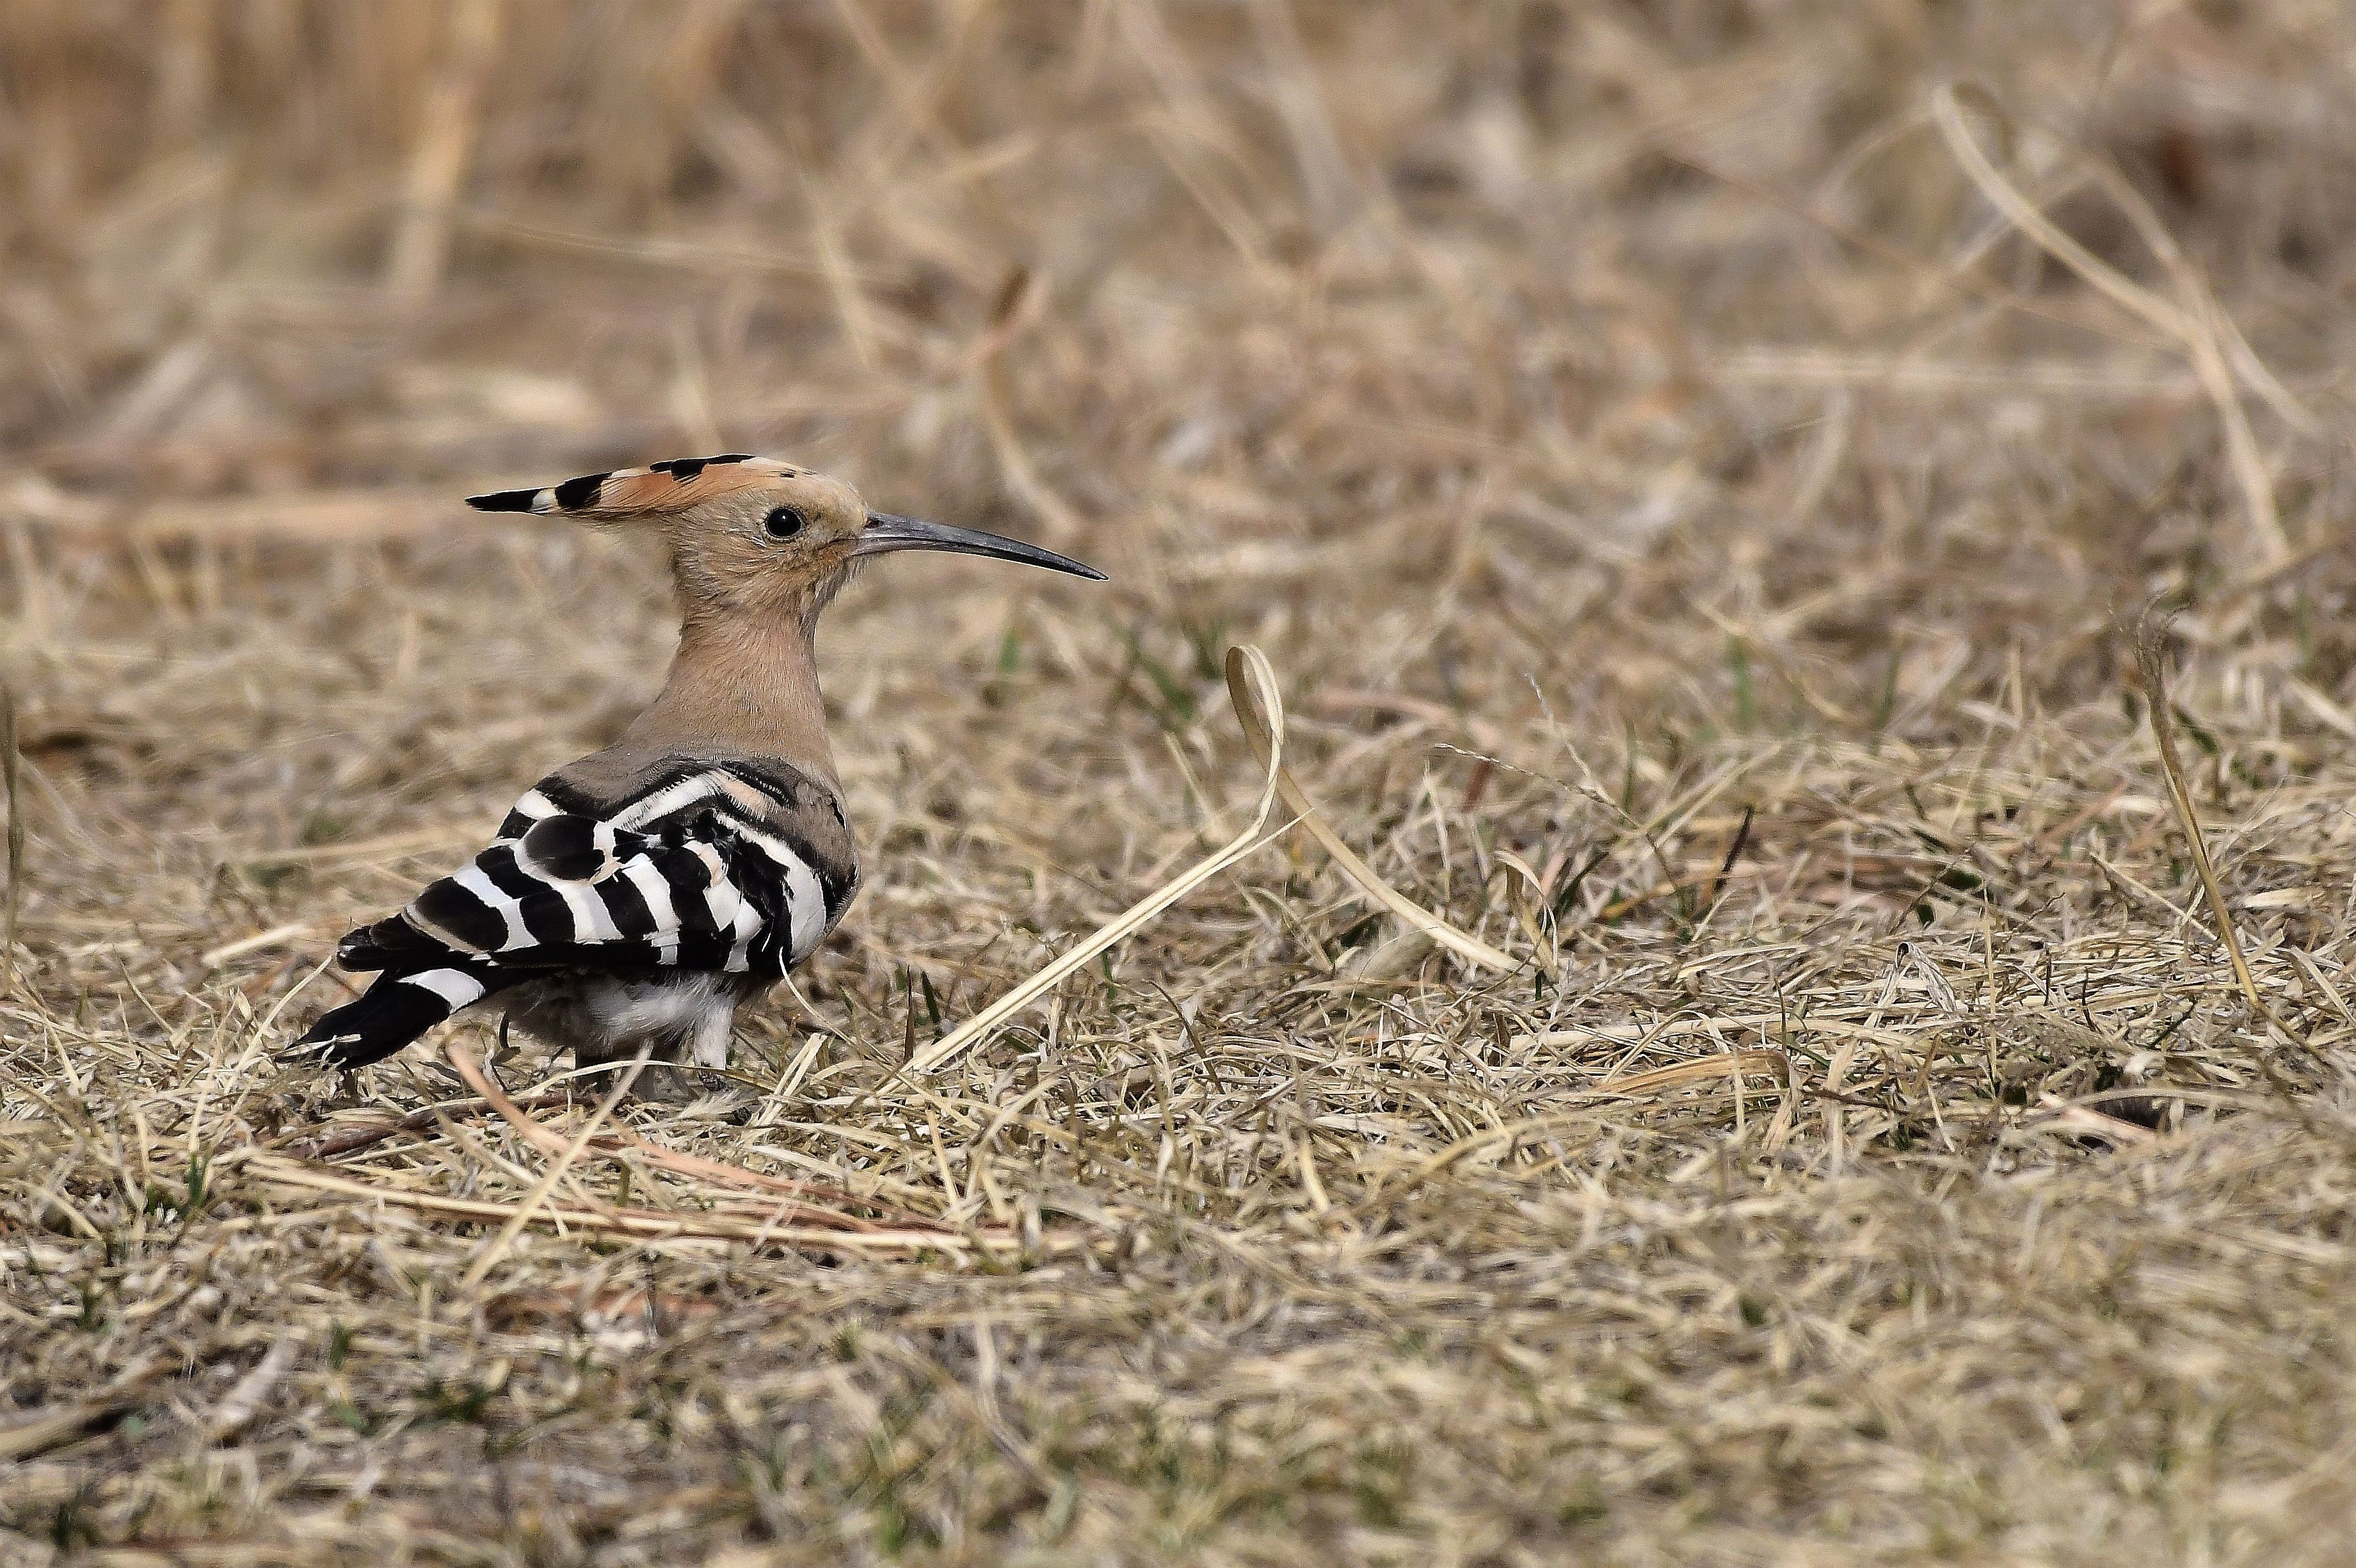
[[466, 455, 804, 519]]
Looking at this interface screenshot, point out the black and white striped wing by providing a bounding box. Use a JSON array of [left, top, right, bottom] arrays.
[[294, 782, 845, 1068]]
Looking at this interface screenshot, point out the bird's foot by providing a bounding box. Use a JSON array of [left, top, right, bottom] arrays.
[[573, 1045, 749, 1117]]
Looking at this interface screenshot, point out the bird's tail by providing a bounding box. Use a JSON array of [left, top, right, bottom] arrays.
[[288, 964, 511, 1071]]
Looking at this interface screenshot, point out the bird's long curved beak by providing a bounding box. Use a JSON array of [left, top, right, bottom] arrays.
[[855, 513, 1105, 580]]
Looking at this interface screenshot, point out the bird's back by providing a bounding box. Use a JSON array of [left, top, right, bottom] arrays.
[[296, 746, 857, 1069]]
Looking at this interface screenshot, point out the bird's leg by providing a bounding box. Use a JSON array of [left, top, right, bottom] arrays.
[[579, 1031, 699, 1105], [686, 1006, 755, 1120], [690, 1005, 733, 1071]]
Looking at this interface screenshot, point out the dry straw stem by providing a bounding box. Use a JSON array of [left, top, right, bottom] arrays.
[[1, 679, 18, 994], [1932, 84, 2296, 569], [1224, 646, 1522, 975], [383, 0, 504, 301], [454, 1043, 654, 1290], [203, 1328, 303, 1443], [913, 645, 1513, 1076], [443, 1040, 970, 1239], [2133, 612, 2301, 1051], [278, 1084, 580, 1161], [1386, 1048, 1794, 1191], [236, 1152, 1006, 1259], [0, 1356, 169, 1463], [911, 644, 1290, 1075], [970, 266, 1084, 544]]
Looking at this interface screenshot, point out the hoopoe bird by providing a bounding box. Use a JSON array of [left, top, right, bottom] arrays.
[[292, 456, 1102, 1091]]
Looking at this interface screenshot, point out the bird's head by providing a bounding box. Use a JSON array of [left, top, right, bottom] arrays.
[[468, 455, 1102, 628]]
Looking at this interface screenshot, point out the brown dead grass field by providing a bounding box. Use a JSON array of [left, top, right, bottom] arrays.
[[5, 3, 2356, 1564]]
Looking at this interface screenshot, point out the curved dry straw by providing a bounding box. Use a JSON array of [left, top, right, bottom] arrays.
[[1930, 84, 2308, 571], [911, 644, 1519, 1076], [1224, 648, 1519, 976]]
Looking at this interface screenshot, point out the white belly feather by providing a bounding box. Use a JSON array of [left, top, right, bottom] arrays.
[[581, 972, 739, 1068]]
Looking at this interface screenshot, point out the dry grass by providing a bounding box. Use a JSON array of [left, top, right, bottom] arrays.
[[6, 3, 2356, 1563]]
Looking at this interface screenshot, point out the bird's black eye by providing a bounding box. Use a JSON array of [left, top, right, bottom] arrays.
[[762, 505, 808, 540]]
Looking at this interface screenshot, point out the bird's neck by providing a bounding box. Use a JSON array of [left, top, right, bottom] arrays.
[[622, 607, 839, 790]]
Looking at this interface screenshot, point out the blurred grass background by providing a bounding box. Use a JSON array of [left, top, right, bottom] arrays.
[[5, 3, 2356, 1564]]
